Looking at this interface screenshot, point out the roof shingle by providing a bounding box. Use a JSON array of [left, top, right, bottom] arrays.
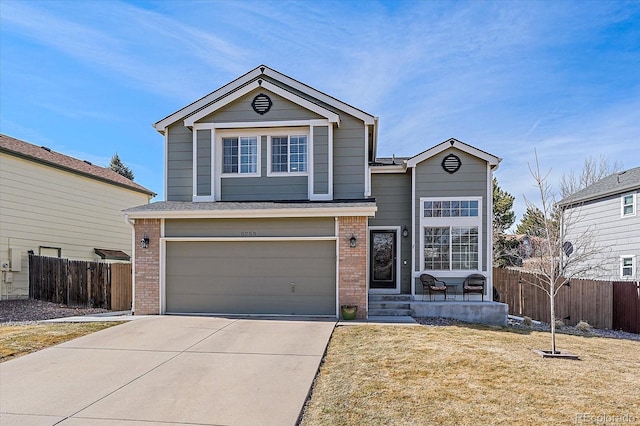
[[0, 134, 155, 196], [559, 166, 640, 206]]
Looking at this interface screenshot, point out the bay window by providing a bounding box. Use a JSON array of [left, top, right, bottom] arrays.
[[421, 198, 482, 272]]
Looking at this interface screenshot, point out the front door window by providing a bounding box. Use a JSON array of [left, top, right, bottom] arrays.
[[370, 230, 396, 289]]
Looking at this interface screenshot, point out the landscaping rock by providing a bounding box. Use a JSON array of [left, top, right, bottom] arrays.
[[0, 299, 109, 325]]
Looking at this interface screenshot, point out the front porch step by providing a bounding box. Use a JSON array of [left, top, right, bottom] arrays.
[[369, 294, 413, 302], [368, 308, 413, 316], [369, 302, 410, 310]]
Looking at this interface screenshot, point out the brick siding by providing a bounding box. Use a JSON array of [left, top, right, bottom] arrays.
[[338, 216, 368, 319], [133, 219, 160, 315]]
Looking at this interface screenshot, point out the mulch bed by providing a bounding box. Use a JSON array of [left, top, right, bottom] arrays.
[[0, 299, 109, 325]]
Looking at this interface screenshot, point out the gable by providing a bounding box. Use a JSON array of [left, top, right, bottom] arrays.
[[196, 87, 325, 124], [406, 138, 500, 169], [155, 65, 375, 132], [184, 78, 340, 127]]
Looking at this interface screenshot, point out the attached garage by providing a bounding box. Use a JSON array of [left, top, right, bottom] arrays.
[[165, 240, 336, 315]]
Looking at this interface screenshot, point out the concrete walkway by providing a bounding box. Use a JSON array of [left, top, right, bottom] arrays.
[[0, 316, 336, 426]]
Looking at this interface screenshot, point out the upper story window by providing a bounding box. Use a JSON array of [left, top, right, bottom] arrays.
[[423, 200, 479, 217], [420, 197, 482, 272], [270, 135, 308, 174], [222, 136, 258, 175], [620, 255, 636, 278], [621, 194, 636, 217]]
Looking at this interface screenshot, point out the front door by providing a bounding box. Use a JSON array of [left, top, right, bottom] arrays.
[[370, 230, 397, 290]]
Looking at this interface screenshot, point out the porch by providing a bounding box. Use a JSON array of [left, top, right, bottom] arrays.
[[369, 294, 508, 326]]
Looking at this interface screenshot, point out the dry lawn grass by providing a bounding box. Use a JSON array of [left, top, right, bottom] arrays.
[[0, 322, 120, 362], [301, 324, 640, 425]]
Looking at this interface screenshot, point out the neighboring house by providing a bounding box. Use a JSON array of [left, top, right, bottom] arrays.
[[124, 65, 503, 320], [0, 134, 155, 299], [559, 167, 640, 281]]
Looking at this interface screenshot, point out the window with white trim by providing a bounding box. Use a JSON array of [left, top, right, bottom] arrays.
[[421, 198, 482, 272], [620, 255, 636, 278], [621, 194, 636, 217], [270, 135, 307, 173], [222, 136, 258, 175]]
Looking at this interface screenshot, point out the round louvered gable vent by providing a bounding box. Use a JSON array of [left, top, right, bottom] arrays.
[[441, 154, 462, 174], [252, 93, 272, 115]]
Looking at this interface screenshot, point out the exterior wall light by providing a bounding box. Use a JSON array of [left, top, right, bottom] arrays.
[[349, 235, 357, 248], [140, 235, 150, 249], [402, 226, 409, 238]]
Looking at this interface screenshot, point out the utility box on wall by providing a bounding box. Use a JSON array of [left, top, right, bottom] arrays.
[[9, 248, 22, 272]]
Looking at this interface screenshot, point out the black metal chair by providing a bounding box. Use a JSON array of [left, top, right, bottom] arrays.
[[463, 274, 486, 301], [419, 274, 447, 301]]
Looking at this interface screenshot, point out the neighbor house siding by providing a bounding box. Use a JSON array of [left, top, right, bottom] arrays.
[[563, 190, 640, 280], [413, 148, 489, 274], [333, 115, 365, 199], [0, 153, 151, 298], [166, 124, 193, 201], [369, 172, 412, 293], [165, 217, 335, 238]]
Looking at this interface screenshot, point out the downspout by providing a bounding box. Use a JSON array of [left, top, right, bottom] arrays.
[[124, 214, 136, 315]]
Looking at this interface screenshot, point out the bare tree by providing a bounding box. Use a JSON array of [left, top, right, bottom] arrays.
[[559, 155, 623, 199], [521, 151, 607, 354]]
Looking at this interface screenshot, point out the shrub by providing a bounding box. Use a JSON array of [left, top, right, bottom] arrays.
[[575, 320, 592, 332]]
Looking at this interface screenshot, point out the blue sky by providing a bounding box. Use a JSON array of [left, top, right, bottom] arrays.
[[1, 0, 639, 222]]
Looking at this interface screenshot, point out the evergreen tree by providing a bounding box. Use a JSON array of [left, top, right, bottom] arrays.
[[492, 177, 518, 267], [515, 206, 559, 238], [493, 177, 515, 233], [109, 153, 135, 181], [515, 206, 546, 237]]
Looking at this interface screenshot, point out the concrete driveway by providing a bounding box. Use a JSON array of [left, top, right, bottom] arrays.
[[0, 316, 336, 426]]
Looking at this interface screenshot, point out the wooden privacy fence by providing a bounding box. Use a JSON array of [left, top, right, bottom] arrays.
[[493, 268, 640, 333], [29, 255, 132, 311], [612, 281, 640, 334]]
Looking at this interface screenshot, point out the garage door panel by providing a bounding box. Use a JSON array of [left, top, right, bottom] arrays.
[[166, 241, 336, 315]]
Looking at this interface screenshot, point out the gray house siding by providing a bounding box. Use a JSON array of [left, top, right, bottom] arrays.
[[196, 129, 211, 196], [370, 172, 412, 293], [199, 88, 324, 123], [563, 190, 640, 280], [333, 115, 365, 199], [413, 148, 489, 280], [313, 126, 329, 195], [167, 124, 192, 202], [165, 217, 335, 238], [220, 135, 308, 201]]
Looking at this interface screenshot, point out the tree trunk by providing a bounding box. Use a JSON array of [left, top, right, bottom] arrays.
[[550, 279, 556, 353]]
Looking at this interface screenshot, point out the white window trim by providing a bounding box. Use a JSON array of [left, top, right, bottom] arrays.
[[621, 193, 636, 218], [419, 196, 483, 277], [620, 255, 636, 279], [218, 132, 261, 178], [266, 134, 310, 177], [192, 127, 216, 201]]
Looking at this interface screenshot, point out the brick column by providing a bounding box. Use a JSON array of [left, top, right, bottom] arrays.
[[338, 216, 368, 319], [134, 219, 161, 315]]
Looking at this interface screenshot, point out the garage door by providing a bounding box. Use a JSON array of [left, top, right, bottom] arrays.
[[165, 240, 336, 315]]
